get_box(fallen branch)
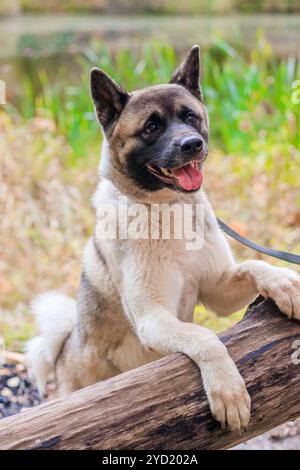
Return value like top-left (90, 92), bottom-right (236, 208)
top-left (0, 298), bottom-right (300, 450)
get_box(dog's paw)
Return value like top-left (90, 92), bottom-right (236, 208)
top-left (202, 358), bottom-right (251, 432)
top-left (255, 267), bottom-right (300, 321)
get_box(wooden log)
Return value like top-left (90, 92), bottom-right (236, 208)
top-left (0, 298), bottom-right (300, 450)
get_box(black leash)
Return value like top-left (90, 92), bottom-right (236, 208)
top-left (217, 218), bottom-right (300, 266)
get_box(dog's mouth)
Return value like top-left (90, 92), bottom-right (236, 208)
top-left (146, 160), bottom-right (203, 191)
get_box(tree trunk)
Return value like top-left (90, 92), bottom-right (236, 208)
top-left (0, 298), bottom-right (300, 450)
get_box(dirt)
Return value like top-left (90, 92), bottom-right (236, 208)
top-left (233, 420), bottom-right (300, 450)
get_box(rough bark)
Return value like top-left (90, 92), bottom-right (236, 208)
top-left (0, 298), bottom-right (300, 450)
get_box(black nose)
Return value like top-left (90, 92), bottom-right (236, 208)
top-left (180, 136), bottom-right (204, 155)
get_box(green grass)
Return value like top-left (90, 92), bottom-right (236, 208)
top-left (13, 36), bottom-right (300, 164)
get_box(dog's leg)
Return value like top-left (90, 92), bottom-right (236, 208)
top-left (54, 266), bottom-right (127, 396)
top-left (202, 260), bottom-right (300, 319)
top-left (121, 257), bottom-right (251, 432)
top-left (198, 224), bottom-right (300, 318)
top-left (55, 328), bottom-right (119, 396)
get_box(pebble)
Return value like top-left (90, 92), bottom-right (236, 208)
top-left (1, 387), bottom-right (12, 397)
top-left (0, 363), bottom-right (42, 419)
top-left (7, 376), bottom-right (20, 388)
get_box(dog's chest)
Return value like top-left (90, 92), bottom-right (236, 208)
top-left (149, 238), bottom-right (202, 320)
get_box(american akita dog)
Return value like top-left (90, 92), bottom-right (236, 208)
top-left (27, 45), bottom-right (300, 432)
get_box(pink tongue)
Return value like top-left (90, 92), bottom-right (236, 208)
top-left (173, 164), bottom-right (203, 191)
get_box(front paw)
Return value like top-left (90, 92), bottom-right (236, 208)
top-left (256, 267), bottom-right (300, 321)
top-left (202, 358), bottom-right (251, 432)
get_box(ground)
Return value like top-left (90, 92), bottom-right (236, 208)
top-left (234, 421), bottom-right (300, 450)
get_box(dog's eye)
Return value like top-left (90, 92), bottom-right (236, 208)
top-left (185, 112), bottom-right (197, 124)
top-left (144, 121), bottom-right (158, 135)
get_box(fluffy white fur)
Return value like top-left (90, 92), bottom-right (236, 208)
top-left (25, 292), bottom-right (76, 395)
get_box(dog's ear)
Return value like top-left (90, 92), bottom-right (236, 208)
top-left (90, 68), bottom-right (129, 129)
top-left (169, 45), bottom-right (203, 101)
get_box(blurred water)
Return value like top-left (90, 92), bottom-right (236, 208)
top-left (0, 13), bottom-right (299, 59)
top-left (0, 13), bottom-right (299, 105)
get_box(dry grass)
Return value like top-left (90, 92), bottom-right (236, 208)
top-left (1, 110), bottom-right (300, 350)
top-left (0, 112), bottom-right (97, 349)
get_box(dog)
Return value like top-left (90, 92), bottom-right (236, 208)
top-left (26, 45), bottom-right (300, 432)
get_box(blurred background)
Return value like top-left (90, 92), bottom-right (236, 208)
top-left (0, 0), bottom-right (300, 448)
top-left (0, 1), bottom-right (299, 365)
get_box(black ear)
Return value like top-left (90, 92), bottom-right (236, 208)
top-left (90, 68), bottom-right (129, 129)
top-left (169, 45), bottom-right (203, 101)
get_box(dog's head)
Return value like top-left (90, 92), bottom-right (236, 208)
top-left (90, 45), bottom-right (209, 195)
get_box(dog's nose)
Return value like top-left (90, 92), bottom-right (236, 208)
top-left (180, 136), bottom-right (204, 155)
